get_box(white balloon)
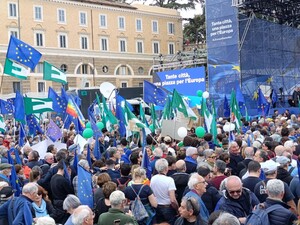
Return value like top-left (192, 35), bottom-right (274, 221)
top-left (202, 91), bottom-right (209, 99)
top-left (223, 124), bottom-right (230, 132)
top-left (229, 123), bottom-right (236, 131)
top-left (177, 127), bottom-right (188, 138)
top-left (223, 122), bottom-right (236, 132)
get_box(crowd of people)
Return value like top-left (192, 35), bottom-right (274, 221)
top-left (1, 111), bottom-right (300, 225)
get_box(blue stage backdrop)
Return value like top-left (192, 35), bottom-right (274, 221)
top-left (206, 0), bottom-right (240, 116)
top-left (154, 67), bottom-right (205, 96)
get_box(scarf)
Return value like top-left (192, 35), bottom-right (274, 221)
top-left (32, 199), bottom-right (49, 217)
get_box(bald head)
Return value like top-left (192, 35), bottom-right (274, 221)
top-left (274, 145), bottom-right (286, 156)
top-left (175, 160), bottom-right (186, 172)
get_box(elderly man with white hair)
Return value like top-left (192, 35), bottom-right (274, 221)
top-left (184, 146), bottom-right (198, 174)
top-left (150, 158), bottom-right (178, 225)
top-left (72, 205), bottom-right (94, 225)
top-left (261, 179), bottom-right (297, 225)
top-left (97, 190), bottom-right (138, 225)
top-left (150, 146), bottom-right (163, 173)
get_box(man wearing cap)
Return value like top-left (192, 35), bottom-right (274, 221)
top-left (0, 163), bottom-right (12, 184)
top-left (184, 147), bottom-right (198, 174)
top-left (0, 182), bottom-right (14, 206)
top-left (276, 156), bottom-right (293, 185)
top-left (254, 160), bottom-right (297, 215)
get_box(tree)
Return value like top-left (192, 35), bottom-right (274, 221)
top-left (127, 0), bottom-right (204, 10)
top-left (183, 13), bottom-right (206, 45)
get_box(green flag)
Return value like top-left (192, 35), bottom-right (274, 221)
top-left (230, 90), bottom-right (242, 131)
top-left (24, 97), bottom-right (54, 115)
top-left (171, 89), bottom-right (188, 117)
top-left (4, 58), bottom-right (30, 80)
top-left (43, 61), bottom-right (67, 84)
top-left (124, 103), bottom-right (146, 129)
top-left (101, 95), bottom-right (118, 130)
top-left (162, 97), bottom-right (172, 120)
top-left (0, 116), bottom-right (5, 133)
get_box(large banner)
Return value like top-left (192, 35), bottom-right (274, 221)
top-left (154, 67), bottom-right (205, 96)
top-left (206, 0), bottom-right (240, 116)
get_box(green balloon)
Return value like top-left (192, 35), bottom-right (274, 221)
top-left (178, 141), bottom-right (184, 147)
top-left (83, 128), bottom-right (94, 139)
top-left (149, 124), bottom-right (155, 132)
top-left (96, 122), bottom-right (104, 130)
top-left (195, 126), bottom-right (205, 138)
top-left (85, 122), bottom-right (91, 128)
top-left (197, 90), bottom-right (203, 97)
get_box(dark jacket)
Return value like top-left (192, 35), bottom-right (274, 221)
top-left (171, 172), bottom-right (190, 204)
top-left (277, 167), bottom-right (293, 185)
top-left (201, 184), bottom-right (222, 214)
top-left (237, 159), bottom-right (252, 177)
top-left (216, 188), bottom-right (259, 219)
top-left (174, 216), bottom-right (207, 225)
top-left (264, 198), bottom-right (297, 225)
top-left (228, 154), bottom-right (244, 176)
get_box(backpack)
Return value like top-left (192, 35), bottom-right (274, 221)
top-left (130, 185), bottom-right (149, 221)
top-left (116, 178), bottom-right (130, 191)
top-left (245, 203), bottom-right (283, 225)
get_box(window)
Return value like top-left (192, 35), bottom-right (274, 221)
top-left (35, 32), bottom-right (44, 47)
top-left (12, 82), bottom-right (20, 93)
top-left (34, 6), bottom-right (42, 21)
top-left (79, 12), bottom-right (87, 26)
top-left (9, 29), bottom-right (19, 38)
top-left (152, 20), bottom-right (158, 33)
top-left (168, 22), bottom-right (175, 34)
top-left (38, 82), bottom-right (45, 92)
top-left (119, 39), bottom-right (126, 52)
top-left (116, 65), bottom-right (131, 75)
top-left (36, 63), bottom-right (43, 73)
top-left (80, 36), bottom-right (88, 49)
top-left (153, 41), bottom-right (160, 54)
top-left (99, 14), bottom-right (107, 28)
top-left (121, 82), bottom-right (127, 88)
top-left (57, 9), bottom-right (66, 23)
top-left (118, 17), bottom-right (125, 30)
top-left (136, 41), bottom-right (143, 54)
top-left (60, 64), bottom-right (68, 72)
top-left (58, 34), bottom-right (67, 48)
top-left (168, 42), bottom-right (175, 55)
top-left (76, 64), bottom-right (93, 74)
top-left (8, 3), bottom-right (17, 18)
top-left (138, 67), bottom-right (144, 75)
top-left (136, 19), bottom-right (142, 32)
top-left (100, 37), bottom-right (108, 51)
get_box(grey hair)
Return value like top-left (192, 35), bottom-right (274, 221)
top-left (228, 141), bottom-right (238, 149)
top-left (155, 158), bottom-right (168, 173)
top-left (267, 179), bottom-right (284, 198)
top-left (36, 217), bottom-right (56, 225)
top-left (44, 152), bottom-right (53, 160)
top-left (72, 205), bottom-right (91, 225)
top-left (108, 147), bottom-right (118, 157)
top-left (212, 212), bottom-right (240, 225)
top-left (219, 178), bottom-right (228, 192)
top-left (110, 190), bottom-right (126, 207)
top-left (153, 147), bottom-right (163, 157)
top-left (78, 159), bottom-right (89, 169)
top-left (22, 182), bottom-right (38, 194)
top-left (187, 173), bottom-right (201, 189)
top-left (63, 194), bottom-right (81, 211)
top-left (159, 143), bottom-right (167, 152)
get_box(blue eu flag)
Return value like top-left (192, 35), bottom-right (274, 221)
top-left (48, 87), bottom-right (65, 114)
top-left (78, 165), bottom-right (94, 208)
top-left (6, 35), bottom-right (42, 71)
top-left (14, 91), bottom-right (25, 124)
top-left (0, 99), bottom-right (14, 114)
top-left (141, 128), bottom-right (152, 179)
top-left (143, 80), bottom-right (167, 106)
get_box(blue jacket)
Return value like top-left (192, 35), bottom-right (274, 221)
top-left (0, 195), bottom-right (35, 225)
top-left (185, 190), bottom-right (209, 223)
top-left (215, 188), bottom-right (259, 219)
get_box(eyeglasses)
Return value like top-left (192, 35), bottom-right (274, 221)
top-left (209, 156), bottom-right (216, 159)
top-left (38, 192), bottom-right (43, 196)
top-left (228, 189), bottom-right (242, 195)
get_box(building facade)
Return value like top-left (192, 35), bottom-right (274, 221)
top-left (0, 0), bottom-right (183, 95)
